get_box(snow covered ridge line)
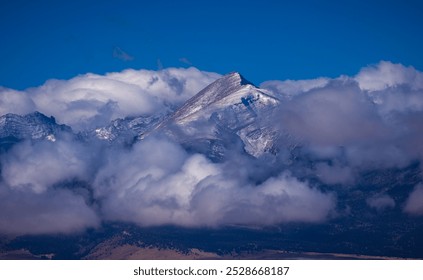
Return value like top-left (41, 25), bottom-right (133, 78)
top-left (0, 71), bottom-right (282, 156)
top-left (0, 112), bottom-right (71, 142)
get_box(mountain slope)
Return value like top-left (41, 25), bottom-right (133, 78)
top-left (146, 72), bottom-right (281, 159)
top-left (0, 112), bottom-right (72, 150)
top-left (169, 72), bottom-right (278, 124)
top-left (84, 112), bottom-right (169, 146)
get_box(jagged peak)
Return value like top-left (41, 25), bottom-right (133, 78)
top-left (175, 72), bottom-right (255, 111)
top-left (167, 72), bottom-right (255, 123)
top-left (1, 111), bottom-right (57, 124)
top-left (225, 72), bottom-right (255, 87)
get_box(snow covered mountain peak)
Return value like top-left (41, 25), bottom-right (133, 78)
top-left (225, 71), bottom-right (254, 86)
top-left (169, 72), bottom-right (278, 124)
top-left (138, 72), bottom-right (283, 159)
top-left (0, 112), bottom-right (72, 149)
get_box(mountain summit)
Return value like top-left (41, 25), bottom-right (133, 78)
top-left (143, 72), bottom-right (281, 159)
top-left (170, 72), bottom-right (278, 124)
top-left (0, 112), bottom-right (71, 150)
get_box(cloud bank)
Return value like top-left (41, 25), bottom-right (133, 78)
top-left (94, 138), bottom-right (334, 227)
top-left (0, 67), bottom-right (220, 130)
top-left (1, 61), bottom-right (423, 235)
top-left (262, 61), bottom-right (423, 171)
top-left (0, 135), bottom-right (334, 235)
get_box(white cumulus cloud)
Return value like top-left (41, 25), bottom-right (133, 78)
top-left (1, 67), bottom-right (220, 130)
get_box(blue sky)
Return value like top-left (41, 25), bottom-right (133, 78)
top-left (1, 0), bottom-right (422, 89)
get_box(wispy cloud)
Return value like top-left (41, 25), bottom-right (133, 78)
top-left (179, 57), bottom-right (192, 65)
top-left (112, 46), bottom-right (134, 61)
